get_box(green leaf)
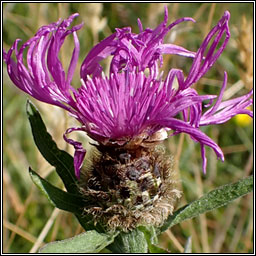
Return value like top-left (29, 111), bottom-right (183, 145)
top-left (148, 244), bottom-right (170, 253)
top-left (29, 167), bottom-right (102, 231)
top-left (29, 167), bottom-right (86, 215)
top-left (108, 228), bottom-right (148, 253)
top-left (26, 101), bottom-right (105, 232)
top-left (138, 225), bottom-right (158, 245)
top-left (159, 175), bottom-right (253, 233)
top-left (138, 226), bottom-right (170, 253)
top-left (26, 100), bottom-right (78, 194)
top-left (39, 230), bottom-right (118, 253)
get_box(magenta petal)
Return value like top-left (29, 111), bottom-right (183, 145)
top-left (200, 143), bottom-right (207, 174)
top-left (63, 127), bottom-right (87, 179)
top-left (66, 31), bottom-right (80, 87)
top-left (155, 118), bottom-right (225, 173)
top-left (80, 7), bottom-right (195, 79)
top-left (184, 11), bottom-right (230, 89)
top-left (47, 14), bottom-right (83, 97)
top-left (5, 9), bottom-right (253, 179)
top-left (200, 73), bottom-right (253, 126)
top-left (80, 33), bottom-right (117, 81)
top-left (159, 44), bottom-right (198, 58)
top-left (4, 14), bottom-right (83, 111)
top-left (73, 148), bottom-right (86, 179)
top-left (204, 72), bottom-right (228, 117)
top-left (137, 18), bottom-right (143, 33)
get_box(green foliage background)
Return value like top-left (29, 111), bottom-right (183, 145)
top-left (3, 3), bottom-right (253, 253)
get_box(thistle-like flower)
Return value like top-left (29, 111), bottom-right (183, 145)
top-left (4, 8), bottom-right (253, 230)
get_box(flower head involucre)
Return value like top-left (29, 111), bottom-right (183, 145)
top-left (4, 8), bottom-right (253, 179)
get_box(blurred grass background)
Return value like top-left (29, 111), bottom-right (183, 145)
top-left (3, 3), bottom-right (253, 253)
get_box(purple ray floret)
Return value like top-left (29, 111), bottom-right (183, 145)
top-left (4, 13), bottom-right (83, 111)
top-left (4, 8), bottom-right (253, 178)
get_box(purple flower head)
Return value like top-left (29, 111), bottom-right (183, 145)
top-left (4, 8), bottom-right (253, 178)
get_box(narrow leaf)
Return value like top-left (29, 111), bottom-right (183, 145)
top-left (138, 226), bottom-right (170, 253)
top-left (28, 168), bottom-right (103, 231)
top-left (159, 175), bottom-right (253, 233)
top-left (108, 228), bottom-right (148, 253)
top-left (26, 101), bottom-right (105, 232)
top-left (148, 244), bottom-right (170, 253)
top-left (138, 225), bottom-right (158, 245)
top-left (29, 168), bottom-right (86, 215)
top-left (26, 100), bottom-right (78, 194)
top-left (39, 230), bottom-right (118, 253)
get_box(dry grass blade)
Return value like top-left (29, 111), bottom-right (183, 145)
top-left (242, 196), bottom-right (253, 252)
top-left (193, 164), bottom-right (210, 253)
top-left (223, 80), bottom-right (244, 100)
top-left (3, 169), bottom-right (24, 214)
top-left (3, 219), bottom-right (38, 244)
top-left (165, 229), bottom-right (184, 253)
top-left (203, 3), bottom-right (216, 37)
top-left (211, 200), bottom-right (240, 253)
top-left (236, 16), bottom-right (253, 90)
top-left (29, 208), bottom-right (61, 253)
top-left (4, 186), bottom-right (35, 251)
top-left (229, 194), bottom-right (252, 251)
top-left (49, 211), bottom-right (62, 242)
top-left (222, 144), bottom-right (248, 154)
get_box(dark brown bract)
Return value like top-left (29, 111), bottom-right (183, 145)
top-left (79, 144), bottom-right (181, 231)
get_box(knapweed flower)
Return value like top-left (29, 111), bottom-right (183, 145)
top-left (4, 8), bottom-right (253, 230)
